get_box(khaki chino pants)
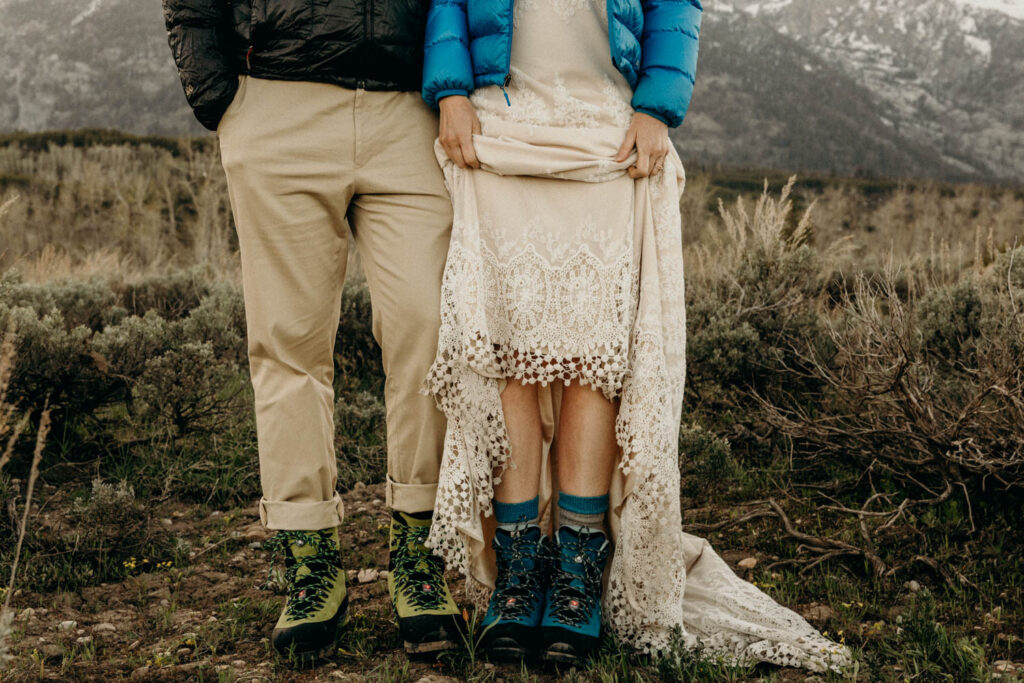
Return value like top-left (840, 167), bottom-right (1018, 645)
top-left (218, 76), bottom-right (451, 530)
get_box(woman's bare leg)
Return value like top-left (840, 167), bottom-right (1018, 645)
top-left (493, 380), bottom-right (543, 503)
top-left (556, 381), bottom-right (618, 497)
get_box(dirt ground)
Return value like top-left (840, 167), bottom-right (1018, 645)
top-left (4, 483), bottom-right (583, 681)
top-left (0, 481), bottom-right (923, 682)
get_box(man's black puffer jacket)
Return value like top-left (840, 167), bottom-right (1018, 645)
top-left (162, 0), bottom-right (430, 131)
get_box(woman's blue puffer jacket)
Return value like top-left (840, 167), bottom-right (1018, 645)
top-left (421, 0), bottom-right (702, 128)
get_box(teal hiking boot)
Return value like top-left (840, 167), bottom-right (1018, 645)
top-left (539, 526), bottom-right (611, 666)
top-left (479, 523), bottom-right (548, 661)
top-left (388, 510), bottom-right (463, 655)
top-left (267, 527), bottom-right (349, 665)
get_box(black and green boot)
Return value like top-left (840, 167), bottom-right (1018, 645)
top-left (267, 527), bottom-right (349, 665)
top-left (388, 510), bottom-right (463, 654)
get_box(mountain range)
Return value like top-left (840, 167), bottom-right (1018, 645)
top-left (1, 0), bottom-right (1022, 182)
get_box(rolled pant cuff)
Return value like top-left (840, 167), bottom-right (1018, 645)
top-left (386, 475), bottom-right (438, 514)
top-left (259, 494), bottom-right (345, 530)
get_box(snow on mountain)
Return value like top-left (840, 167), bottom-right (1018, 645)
top-left (952, 0), bottom-right (1024, 20)
top-left (709, 0), bottom-right (1024, 181)
top-left (0, 0), bottom-right (1021, 181)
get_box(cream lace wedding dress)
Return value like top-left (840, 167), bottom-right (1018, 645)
top-left (425, 0), bottom-right (851, 672)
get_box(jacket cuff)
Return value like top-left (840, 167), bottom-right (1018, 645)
top-left (436, 89), bottom-right (470, 103)
top-left (633, 107), bottom-right (673, 127)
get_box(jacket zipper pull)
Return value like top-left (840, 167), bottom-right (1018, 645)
top-left (246, 45), bottom-right (254, 72)
top-left (501, 73), bottom-right (511, 106)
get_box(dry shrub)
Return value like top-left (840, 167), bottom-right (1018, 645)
top-left (761, 257), bottom-right (1024, 513)
top-left (0, 141), bottom-right (234, 274)
top-left (681, 177), bottom-right (1024, 579)
top-left (0, 269), bottom-right (247, 437)
top-left (684, 178), bottom-right (833, 436)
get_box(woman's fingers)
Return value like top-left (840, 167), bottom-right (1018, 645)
top-left (616, 128), bottom-right (637, 162)
top-left (445, 139), bottom-right (467, 168)
top-left (624, 111), bottom-right (670, 178)
top-left (462, 137), bottom-right (480, 169)
top-left (438, 95), bottom-right (479, 169)
top-left (652, 148), bottom-right (668, 175)
top-left (630, 150), bottom-right (651, 178)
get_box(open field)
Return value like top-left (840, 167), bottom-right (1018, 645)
top-left (1, 131), bottom-right (1023, 681)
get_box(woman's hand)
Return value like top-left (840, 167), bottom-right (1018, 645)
top-left (439, 95), bottom-right (482, 169)
top-left (615, 112), bottom-right (671, 178)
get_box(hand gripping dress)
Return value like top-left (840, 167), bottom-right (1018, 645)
top-left (425, 0), bottom-right (851, 672)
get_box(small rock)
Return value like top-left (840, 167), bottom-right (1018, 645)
top-left (131, 666), bottom-right (151, 680)
top-left (371, 499), bottom-right (384, 507)
top-left (17, 608), bottom-right (35, 621)
top-left (802, 604), bottom-right (834, 622)
top-left (346, 570), bottom-right (358, 582)
top-left (159, 599), bottom-right (171, 607)
top-left (93, 623), bottom-right (117, 633)
top-left (128, 639), bottom-right (141, 650)
top-left (357, 568), bottom-right (379, 584)
top-left (994, 661), bottom-right (1020, 673)
top-left (355, 506), bottom-right (368, 513)
top-left (248, 542), bottom-right (263, 550)
top-left (75, 635), bottom-right (93, 646)
top-left (177, 647), bottom-right (192, 657)
top-left (232, 660), bottom-right (246, 668)
top-left (907, 580), bottom-right (921, 592)
top-left (353, 481), bottom-right (367, 490)
top-left (161, 518), bottom-right (174, 527)
top-left (76, 628), bottom-right (86, 635)
top-left (210, 511), bottom-right (223, 519)
top-left (36, 608), bottom-right (49, 616)
top-left (737, 557), bottom-right (757, 570)
top-left (58, 620), bottom-right (77, 631)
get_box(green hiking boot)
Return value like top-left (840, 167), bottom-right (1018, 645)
top-left (267, 527), bottom-right (349, 665)
top-left (388, 510), bottom-right (462, 654)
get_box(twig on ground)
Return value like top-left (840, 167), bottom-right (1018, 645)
top-left (766, 499), bottom-right (889, 577)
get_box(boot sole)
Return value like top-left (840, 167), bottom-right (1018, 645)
top-left (279, 605), bottom-right (351, 667)
top-left (541, 646), bottom-right (581, 667)
top-left (482, 636), bottom-right (531, 662)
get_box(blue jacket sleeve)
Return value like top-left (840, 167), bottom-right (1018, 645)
top-left (422, 0), bottom-right (475, 109)
top-left (631, 0), bottom-right (702, 128)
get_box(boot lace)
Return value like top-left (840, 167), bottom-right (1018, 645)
top-left (266, 530), bottom-right (342, 621)
top-left (548, 533), bottom-right (608, 627)
top-left (392, 522), bottom-right (448, 611)
top-left (491, 527), bottom-right (545, 620)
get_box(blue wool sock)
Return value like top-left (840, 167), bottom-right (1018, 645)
top-left (558, 491), bottom-right (608, 531)
top-left (493, 496), bottom-right (539, 526)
